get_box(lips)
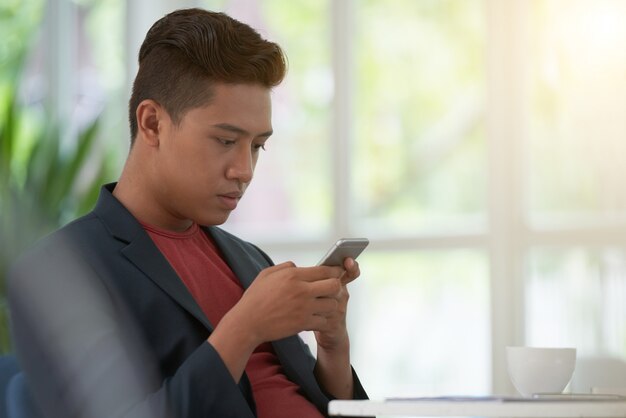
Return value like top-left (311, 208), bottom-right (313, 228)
top-left (221, 191), bottom-right (243, 199)
top-left (218, 191), bottom-right (242, 210)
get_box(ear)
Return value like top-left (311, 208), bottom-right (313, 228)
top-left (135, 99), bottom-right (166, 147)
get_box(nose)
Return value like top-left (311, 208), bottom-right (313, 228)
top-left (226, 144), bottom-right (254, 184)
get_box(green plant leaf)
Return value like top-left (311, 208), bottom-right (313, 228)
top-left (0, 87), bottom-right (17, 184)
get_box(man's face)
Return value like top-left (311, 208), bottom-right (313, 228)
top-left (153, 83), bottom-right (272, 228)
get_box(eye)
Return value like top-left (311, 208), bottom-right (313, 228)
top-left (216, 137), bottom-right (236, 147)
top-left (253, 143), bottom-right (267, 152)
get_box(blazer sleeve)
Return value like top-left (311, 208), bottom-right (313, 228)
top-left (8, 237), bottom-right (256, 418)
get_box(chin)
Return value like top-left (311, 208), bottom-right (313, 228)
top-left (198, 212), bottom-right (230, 227)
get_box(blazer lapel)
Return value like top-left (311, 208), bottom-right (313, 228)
top-left (121, 234), bottom-right (214, 331)
top-left (206, 227), bottom-right (266, 289)
top-left (94, 184), bottom-right (213, 332)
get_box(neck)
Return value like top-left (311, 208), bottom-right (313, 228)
top-left (113, 155), bottom-right (193, 232)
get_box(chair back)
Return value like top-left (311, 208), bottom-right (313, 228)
top-left (0, 356), bottom-right (20, 418)
top-left (6, 373), bottom-right (43, 418)
top-left (0, 356), bottom-right (43, 418)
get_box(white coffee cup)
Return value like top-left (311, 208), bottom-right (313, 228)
top-left (506, 346), bottom-right (576, 397)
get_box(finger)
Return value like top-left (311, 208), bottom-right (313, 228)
top-left (304, 315), bottom-right (328, 332)
top-left (341, 258), bottom-right (360, 285)
top-left (273, 261), bottom-right (297, 270)
top-left (259, 261), bottom-right (296, 276)
top-left (308, 277), bottom-right (342, 298)
top-left (310, 297), bottom-right (339, 317)
top-left (296, 265), bottom-right (344, 282)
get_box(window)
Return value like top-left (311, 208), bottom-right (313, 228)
top-left (214, 0), bottom-right (626, 396)
top-left (10, 0), bottom-right (625, 397)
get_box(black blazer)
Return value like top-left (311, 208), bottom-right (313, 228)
top-left (8, 184), bottom-right (368, 418)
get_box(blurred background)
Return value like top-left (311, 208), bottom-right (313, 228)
top-left (1, 0), bottom-right (625, 398)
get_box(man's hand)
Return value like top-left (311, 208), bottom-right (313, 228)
top-left (313, 257), bottom-right (360, 350)
top-left (237, 262), bottom-right (346, 342)
top-left (208, 261), bottom-right (345, 382)
top-left (314, 257), bottom-right (361, 399)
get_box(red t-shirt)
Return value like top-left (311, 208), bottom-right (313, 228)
top-left (143, 222), bottom-right (323, 418)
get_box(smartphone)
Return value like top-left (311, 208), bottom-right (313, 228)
top-left (316, 238), bottom-right (369, 267)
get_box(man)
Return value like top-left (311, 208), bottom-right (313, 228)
top-left (8, 8), bottom-right (368, 418)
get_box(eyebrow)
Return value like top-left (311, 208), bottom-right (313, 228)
top-left (212, 123), bottom-right (273, 138)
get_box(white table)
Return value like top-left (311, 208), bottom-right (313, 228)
top-left (328, 398), bottom-right (626, 417)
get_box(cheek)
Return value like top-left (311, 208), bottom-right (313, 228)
top-left (156, 148), bottom-right (202, 198)
top-left (174, 141), bottom-right (211, 176)
top-left (251, 152), bottom-right (261, 169)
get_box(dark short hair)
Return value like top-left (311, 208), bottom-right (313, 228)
top-left (128, 8), bottom-right (287, 143)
